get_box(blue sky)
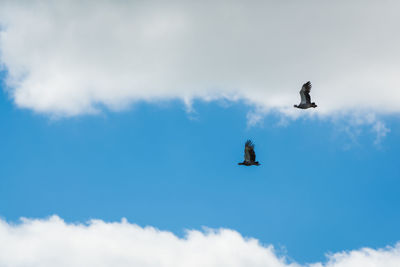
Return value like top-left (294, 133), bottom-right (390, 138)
top-left (1, 74), bottom-right (399, 263)
top-left (1, 2), bottom-right (400, 266)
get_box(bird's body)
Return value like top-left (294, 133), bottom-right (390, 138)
top-left (294, 81), bottom-right (317, 109)
top-left (238, 140), bottom-right (260, 166)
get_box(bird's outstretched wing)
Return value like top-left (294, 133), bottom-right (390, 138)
top-left (244, 140), bottom-right (256, 162)
top-left (300, 81), bottom-right (312, 104)
top-left (249, 147), bottom-right (256, 162)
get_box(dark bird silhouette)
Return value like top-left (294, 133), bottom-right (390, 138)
top-left (294, 81), bottom-right (317, 109)
top-left (238, 140), bottom-right (260, 166)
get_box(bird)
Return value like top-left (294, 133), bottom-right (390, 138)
top-left (294, 81), bottom-right (317, 109)
top-left (238, 140), bottom-right (260, 166)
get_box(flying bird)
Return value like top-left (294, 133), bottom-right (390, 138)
top-left (238, 140), bottom-right (260, 166)
top-left (294, 81), bottom-right (317, 109)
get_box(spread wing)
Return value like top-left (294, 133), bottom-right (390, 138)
top-left (244, 140), bottom-right (256, 162)
top-left (299, 81), bottom-right (312, 104)
top-left (249, 147), bottom-right (256, 162)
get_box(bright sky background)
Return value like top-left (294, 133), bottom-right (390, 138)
top-left (1, 1), bottom-right (400, 267)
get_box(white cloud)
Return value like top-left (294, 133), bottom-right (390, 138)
top-left (330, 112), bottom-right (391, 146)
top-left (0, 0), bottom-right (400, 122)
top-left (0, 215), bottom-right (399, 267)
top-left (0, 1), bottom-right (399, 119)
top-left (372, 121), bottom-right (390, 145)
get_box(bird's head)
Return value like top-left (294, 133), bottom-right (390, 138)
top-left (293, 105), bottom-right (298, 108)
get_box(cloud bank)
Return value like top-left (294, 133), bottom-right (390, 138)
top-left (1, 1), bottom-right (400, 117)
top-left (0, 216), bottom-right (399, 267)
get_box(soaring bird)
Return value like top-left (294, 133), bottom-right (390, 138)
top-left (294, 81), bottom-right (317, 109)
top-left (238, 140), bottom-right (260, 166)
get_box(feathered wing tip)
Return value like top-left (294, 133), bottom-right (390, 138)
top-left (245, 139), bottom-right (254, 148)
top-left (303, 81), bottom-right (312, 91)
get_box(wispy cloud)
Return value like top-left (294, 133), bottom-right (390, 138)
top-left (330, 113), bottom-right (391, 146)
top-left (0, 216), bottom-right (399, 267)
top-left (372, 121), bottom-right (390, 145)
